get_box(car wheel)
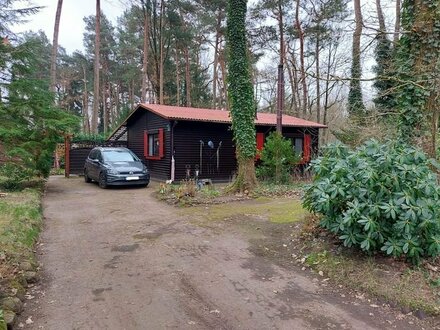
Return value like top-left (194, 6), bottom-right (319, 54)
top-left (98, 172), bottom-right (108, 189)
top-left (84, 170), bottom-right (92, 183)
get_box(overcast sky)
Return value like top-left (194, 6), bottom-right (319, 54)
top-left (13, 0), bottom-right (126, 54)
top-left (14, 0), bottom-right (395, 56)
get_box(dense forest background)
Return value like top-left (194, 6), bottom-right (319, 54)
top-left (1, 0), bottom-right (439, 160)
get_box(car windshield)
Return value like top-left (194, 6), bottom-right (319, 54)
top-left (102, 150), bottom-right (139, 162)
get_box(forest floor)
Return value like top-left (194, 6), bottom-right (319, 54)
top-left (17, 176), bottom-right (439, 329)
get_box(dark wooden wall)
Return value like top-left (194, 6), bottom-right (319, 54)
top-left (173, 121), bottom-right (236, 181)
top-left (69, 148), bottom-right (92, 175)
top-left (127, 110), bottom-right (146, 158)
top-left (127, 109), bottom-right (171, 180)
top-left (126, 107), bottom-right (321, 182)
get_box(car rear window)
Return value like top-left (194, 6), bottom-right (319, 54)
top-left (102, 150), bottom-right (139, 162)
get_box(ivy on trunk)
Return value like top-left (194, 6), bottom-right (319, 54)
top-left (226, 0), bottom-right (257, 192)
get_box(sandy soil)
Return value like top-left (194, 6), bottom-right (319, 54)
top-left (18, 176), bottom-right (438, 329)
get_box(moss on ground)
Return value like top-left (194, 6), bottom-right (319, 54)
top-left (181, 195), bottom-right (440, 317)
top-left (182, 198), bottom-right (307, 224)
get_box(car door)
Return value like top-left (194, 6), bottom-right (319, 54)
top-left (88, 149), bottom-right (100, 180)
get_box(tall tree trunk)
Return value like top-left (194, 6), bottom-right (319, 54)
top-left (92, 0), bottom-right (101, 133)
top-left (285, 54), bottom-right (297, 115)
top-left (82, 65), bottom-right (90, 134)
top-left (50, 0), bottom-right (63, 96)
top-left (175, 46), bottom-right (180, 106)
top-left (141, 8), bottom-right (149, 103)
top-left (394, 0), bottom-right (401, 45)
top-left (219, 50), bottom-right (228, 109)
top-left (295, 0), bottom-right (308, 117)
top-left (376, 0), bottom-right (386, 33)
top-left (213, 13), bottom-right (222, 109)
top-left (288, 53), bottom-right (302, 116)
top-left (315, 33), bottom-right (321, 123)
top-left (323, 45), bottom-right (335, 144)
top-left (276, 0), bottom-right (284, 134)
top-left (348, 0), bottom-right (365, 117)
top-left (128, 81), bottom-right (133, 110)
top-left (184, 47), bottom-right (191, 106)
top-left (159, 0), bottom-right (165, 104)
top-left (102, 74), bottom-right (108, 134)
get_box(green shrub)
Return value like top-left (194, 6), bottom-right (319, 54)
top-left (256, 132), bottom-right (300, 183)
top-left (303, 140), bottom-right (440, 264)
top-left (0, 309), bottom-right (6, 330)
top-left (0, 163), bottom-right (36, 191)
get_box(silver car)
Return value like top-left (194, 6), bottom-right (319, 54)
top-left (84, 147), bottom-right (150, 188)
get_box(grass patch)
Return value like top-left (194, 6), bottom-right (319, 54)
top-left (0, 188), bottom-right (42, 290)
top-left (252, 182), bottom-right (305, 198)
top-left (183, 198), bottom-right (308, 224)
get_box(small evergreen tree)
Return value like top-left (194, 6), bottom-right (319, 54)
top-left (257, 132), bottom-right (299, 183)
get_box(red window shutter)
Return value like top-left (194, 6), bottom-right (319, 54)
top-left (256, 132), bottom-right (264, 159)
top-left (144, 130), bottom-right (148, 157)
top-left (158, 128), bottom-right (164, 158)
top-left (303, 134), bottom-right (311, 162)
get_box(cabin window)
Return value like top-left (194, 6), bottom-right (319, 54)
top-left (148, 133), bottom-right (159, 157)
top-left (293, 138), bottom-right (303, 156)
top-left (290, 134), bottom-right (311, 163)
top-left (144, 128), bottom-right (164, 159)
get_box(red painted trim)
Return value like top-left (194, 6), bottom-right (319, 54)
top-left (302, 134), bottom-right (311, 163)
top-left (256, 132), bottom-right (264, 160)
top-left (143, 130), bottom-right (148, 158)
top-left (144, 129), bottom-right (165, 160)
top-left (158, 128), bottom-right (164, 158)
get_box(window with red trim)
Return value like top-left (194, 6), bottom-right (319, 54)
top-left (290, 134), bottom-right (311, 164)
top-left (144, 128), bottom-right (164, 160)
top-left (303, 134), bottom-right (311, 162)
top-left (256, 132), bottom-right (264, 159)
top-left (292, 137), bottom-right (303, 157)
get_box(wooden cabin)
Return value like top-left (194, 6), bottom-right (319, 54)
top-left (107, 104), bottom-right (327, 182)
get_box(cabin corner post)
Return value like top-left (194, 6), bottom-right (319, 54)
top-left (170, 121), bottom-right (177, 182)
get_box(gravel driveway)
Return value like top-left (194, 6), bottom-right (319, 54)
top-left (18, 176), bottom-right (436, 329)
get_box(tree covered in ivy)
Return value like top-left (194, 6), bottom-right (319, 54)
top-left (347, 0), bottom-right (366, 118)
top-left (395, 0), bottom-right (440, 157)
top-left (372, 27), bottom-right (395, 114)
top-left (226, 0), bottom-right (257, 192)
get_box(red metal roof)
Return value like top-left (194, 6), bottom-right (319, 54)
top-left (139, 103), bottom-right (327, 128)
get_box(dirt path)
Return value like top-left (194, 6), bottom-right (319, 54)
top-left (19, 176), bottom-right (436, 329)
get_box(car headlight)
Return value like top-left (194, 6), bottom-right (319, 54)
top-left (106, 168), bottom-right (118, 175)
top-left (142, 167), bottom-right (148, 174)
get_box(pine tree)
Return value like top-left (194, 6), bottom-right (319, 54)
top-left (0, 35), bottom-right (78, 178)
